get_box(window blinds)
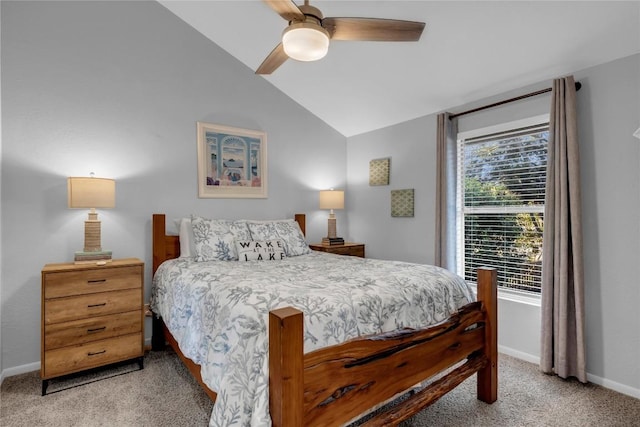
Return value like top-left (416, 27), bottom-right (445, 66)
top-left (457, 123), bottom-right (549, 293)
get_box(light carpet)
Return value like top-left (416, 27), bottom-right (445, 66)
top-left (2, 351), bottom-right (639, 426)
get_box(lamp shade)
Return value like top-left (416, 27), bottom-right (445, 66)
top-left (68, 177), bottom-right (116, 209)
top-left (319, 190), bottom-right (344, 210)
top-left (282, 22), bottom-right (330, 62)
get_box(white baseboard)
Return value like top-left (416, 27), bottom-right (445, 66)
top-left (499, 345), bottom-right (640, 399)
top-left (1, 361), bottom-right (40, 386)
top-left (587, 373), bottom-right (640, 399)
top-left (499, 344), bottom-right (540, 364)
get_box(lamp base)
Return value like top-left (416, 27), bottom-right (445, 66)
top-left (84, 216), bottom-right (102, 252)
top-left (74, 250), bottom-right (113, 265)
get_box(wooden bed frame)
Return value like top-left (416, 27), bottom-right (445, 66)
top-left (151, 213), bottom-right (497, 426)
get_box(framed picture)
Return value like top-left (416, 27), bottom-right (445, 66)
top-left (391, 189), bottom-right (415, 217)
top-left (197, 122), bottom-right (267, 198)
top-left (369, 157), bottom-right (390, 186)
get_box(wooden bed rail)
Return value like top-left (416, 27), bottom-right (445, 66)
top-left (269, 267), bottom-right (498, 427)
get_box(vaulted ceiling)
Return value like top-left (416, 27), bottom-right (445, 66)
top-left (160, 1), bottom-right (640, 137)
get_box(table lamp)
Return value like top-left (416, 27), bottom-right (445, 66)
top-left (319, 189), bottom-right (344, 245)
top-left (68, 175), bottom-right (115, 263)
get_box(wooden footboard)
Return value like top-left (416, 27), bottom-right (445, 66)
top-left (151, 214), bottom-right (497, 426)
top-left (270, 268), bottom-right (497, 426)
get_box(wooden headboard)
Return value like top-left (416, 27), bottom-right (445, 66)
top-left (152, 214), bottom-right (306, 275)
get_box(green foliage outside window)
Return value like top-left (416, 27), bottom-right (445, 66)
top-left (461, 131), bottom-right (547, 293)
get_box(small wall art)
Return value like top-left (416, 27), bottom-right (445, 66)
top-left (369, 157), bottom-right (390, 186)
top-left (391, 189), bottom-right (414, 217)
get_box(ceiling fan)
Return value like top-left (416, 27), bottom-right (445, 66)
top-left (256, 0), bottom-right (425, 74)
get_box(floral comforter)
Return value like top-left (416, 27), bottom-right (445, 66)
top-left (150, 251), bottom-right (474, 427)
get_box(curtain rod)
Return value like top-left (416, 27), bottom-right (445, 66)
top-left (449, 81), bottom-right (582, 120)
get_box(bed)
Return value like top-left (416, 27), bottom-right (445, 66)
top-left (150, 213), bottom-right (497, 426)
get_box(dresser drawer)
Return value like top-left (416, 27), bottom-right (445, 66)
top-left (310, 243), bottom-right (365, 258)
top-left (44, 311), bottom-right (142, 350)
top-left (44, 266), bottom-right (141, 299)
top-left (42, 333), bottom-right (142, 379)
top-left (44, 289), bottom-right (142, 325)
top-left (330, 246), bottom-right (364, 257)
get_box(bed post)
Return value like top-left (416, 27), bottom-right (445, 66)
top-left (151, 214), bottom-right (167, 351)
top-left (269, 307), bottom-right (304, 427)
top-left (294, 213), bottom-right (306, 237)
top-left (152, 214), bottom-right (167, 275)
top-left (476, 267), bottom-right (498, 403)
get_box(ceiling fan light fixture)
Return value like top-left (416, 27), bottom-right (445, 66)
top-left (282, 22), bottom-right (330, 62)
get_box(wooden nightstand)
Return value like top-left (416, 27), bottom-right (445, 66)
top-left (309, 243), bottom-right (365, 258)
top-left (41, 258), bottom-right (144, 395)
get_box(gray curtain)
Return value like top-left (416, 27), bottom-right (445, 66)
top-left (540, 75), bottom-right (587, 383)
top-left (435, 113), bottom-right (458, 271)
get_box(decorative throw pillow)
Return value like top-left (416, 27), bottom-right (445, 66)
top-left (235, 240), bottom-right (286, 261)
top-left (246, 219), bottom-right (311, 257)
top-left (191, 216), bottom-right (252, 262)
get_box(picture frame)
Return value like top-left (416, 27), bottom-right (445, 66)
top-left (369, 157), bottom-right (391, 186)
top-left (196, 122), bottom-right (268, 198)
top-left (391, 189), bottom-right (415, 217)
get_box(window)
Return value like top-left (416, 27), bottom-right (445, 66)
top-left (456, 116), bottom-right (549, 294)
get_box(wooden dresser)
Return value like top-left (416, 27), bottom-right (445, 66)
top-left (41, 258), bottom-right (144, 395)
top-left (309, 243), bottom-right (365, 258)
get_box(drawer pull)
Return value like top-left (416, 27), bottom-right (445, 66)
top-left (87, 350), bottom-right (106, 356)
top-left (87, 303), bottom-right (107, 308)
top-left (87, 279), bottom-right (107, 284)
top-left (87, 326), bottom-right (107, 333)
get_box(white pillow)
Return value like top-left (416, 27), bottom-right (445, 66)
top-left (191, 216), bottom-right (252, 262)
top-left (235, 240), bottom-right (286, 261)
top-left (174, 218), bottom-right (196, 258)
top-left (246, 219), bottom-right (311, 257)
top-left (245, 219), bottom-right (310, 256)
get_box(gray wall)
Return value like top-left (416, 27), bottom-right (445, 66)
top-left (347, 54), bottom-right (640, 395)
top-left (0, 1), bottom-right (346, 372)
top-left (0, 0), bottom-right (3, 380)
top-left (576, 54), bottom-right (640, 394)
top-left (345, 115), bottom-right (435, 263)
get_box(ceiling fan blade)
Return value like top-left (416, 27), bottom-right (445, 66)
top-left (256, 43), bottom-right (289, 75)
top-left (323, 17), bottom-right (425, 41)
top-left (263, 0), bottom-right (305, 22)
